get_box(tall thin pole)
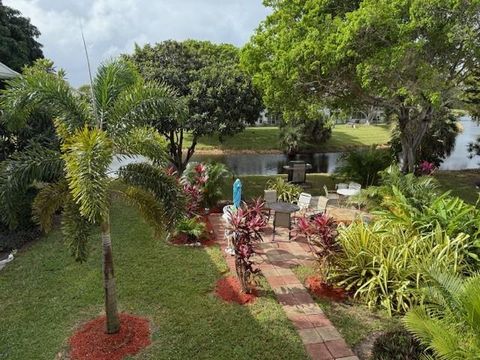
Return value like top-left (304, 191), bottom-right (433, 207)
top-left (80, 22), bottom-right (100, 128)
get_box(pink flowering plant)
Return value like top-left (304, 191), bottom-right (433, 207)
top-left (295, 213), bottom-right (339, 271)
top-left (226, 198), bottom-right (267, 293)
top-left (417, 160), bottom-right (437, 176)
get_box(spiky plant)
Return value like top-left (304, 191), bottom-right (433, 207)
top-left (0, 59), bottom-right (186, 334)
top-left (404, 270), bottom-right (480, 359)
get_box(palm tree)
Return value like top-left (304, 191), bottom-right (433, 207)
top-left (0, 60), bottom-right (186, 333)
top-left (404, 270), bottom-right (480, 359)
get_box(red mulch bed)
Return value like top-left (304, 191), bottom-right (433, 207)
top-left (69, 313), bottom-right (151, 360)
top-left (305, 276), bottom-right (347, 302)
top-left (215, 276), bottom-right (257, 305)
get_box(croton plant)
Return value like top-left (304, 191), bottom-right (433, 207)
top-left (226, 198), bottom-right (267, 294)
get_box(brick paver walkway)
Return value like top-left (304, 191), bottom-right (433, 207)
top-left (209, 214), bottom-right (358, 360)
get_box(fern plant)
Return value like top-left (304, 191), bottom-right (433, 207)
top-left (404, 270), bottom-right (480, 359)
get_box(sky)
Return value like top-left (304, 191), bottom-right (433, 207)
top-left (4, 0), bottom-right (270, 86)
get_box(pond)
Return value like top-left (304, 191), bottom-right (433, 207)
top-left (192, 116), bottom-right (480, 175)
top-left (110, 117), bottom-right (480, 176)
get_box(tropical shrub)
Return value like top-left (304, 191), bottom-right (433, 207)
top-left (182, 161), bottom-right (230, 209)
top-left (334, 147), bottom-right (393, 187)
top-left (279, 122), bottom-right (304, 156)
top-left (416, 160), bottom-right (436, 176)
top-left (174, 217), bottom-right (206, 244)
top-left (329, 221), bottom-right (471, 315)
top-left (404, 271), bottom-right (480, 359)
top-left (371, 327), bottom-right (426, 360)
top-left (266, 177), bottom-right (302, 203)
top-left (295, 213), bottom-right (339, 273)
top-left (226, 198), bottom-right (267, 293)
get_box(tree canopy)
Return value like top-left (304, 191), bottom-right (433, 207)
top-left (242, 0), bottom-right (480, 172)
top-left (0, 0), bottom-right (43, 72)
top-left (127, 40), bottom-right (262, 172)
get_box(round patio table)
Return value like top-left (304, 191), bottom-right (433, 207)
top-left (337, 188), bottom-right (360, 197)
top-left (269, 202), bottom-right (300, 241)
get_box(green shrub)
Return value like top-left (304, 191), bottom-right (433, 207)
top-left (329, 221), bottom-right (470, 315)
top-left (334, 147), bottom-right (393, 187)
top-left (266, 177), bottom-right (302, 203)
top-left (371, 327), bottom-right (426, 360)
top-left (404, 271), bottom-right (480, 359)
top-left (175, 217), bottom-right (206, 243)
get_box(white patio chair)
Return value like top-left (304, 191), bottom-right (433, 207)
top-left (309, 196), bottom-right (329, 216)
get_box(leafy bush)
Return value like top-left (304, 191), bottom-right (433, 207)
top-left (404, 271), bottom-right (480, 359)
top-left (329, 221), bottom-right (471, 315)
top-left (371, 327), bottom-right (426, 360)
top-left (182, 162), bottom-right (231, 208)
top-left (266, 177), bottom-right (302, 203)
top-left (279, 122), bottom-right (304, 156)
top-left (174, 217), bottom-right (206, 243)
top-left (295, 213), bottom-right (339, 273)
top-left (335, 147), bottom-right (393, 187)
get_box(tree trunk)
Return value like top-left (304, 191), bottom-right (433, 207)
top-left (101, 214), bottom-right (120, 334)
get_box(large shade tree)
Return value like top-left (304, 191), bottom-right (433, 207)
top-left (0, 0), bottom-right (43, 73)
top-left (127, 40), bottom-right (263, 173)
top-left (242, 0), bottom-right (480, 172)
top-left (0, 60), bottom-right (185, 333)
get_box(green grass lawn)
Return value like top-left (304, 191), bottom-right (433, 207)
top-left (435, 169), bottom-right (480, 204)
top-left (186, 124), bottom-right (392, 153)
top-left (0, 201), bottom-right (308, 360)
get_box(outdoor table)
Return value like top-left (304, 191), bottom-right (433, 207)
top-left (268, 201), bottom-right (300, 241)
top-left (336, 188), bottom-right (360, 197)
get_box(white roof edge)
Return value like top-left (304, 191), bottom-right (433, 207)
top-left (0, 61), bottom-right (20, 79)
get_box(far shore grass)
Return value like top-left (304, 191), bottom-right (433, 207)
top-left (185, 124), bottom-right (392, 153)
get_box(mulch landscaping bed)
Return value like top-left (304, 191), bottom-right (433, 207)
top-left (215, 276), bottom-right (257, 305)
top-left (305, 276), bottom-right (347, 302)
top-left (69, 313), bottom-right (151, 360)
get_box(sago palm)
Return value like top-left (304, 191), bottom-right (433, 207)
top-left (404, 270), bottom-right (480, 359)
top-left (0, 59), bottom-right (186, 333)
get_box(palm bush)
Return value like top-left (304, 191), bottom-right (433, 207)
top-left (279, 122), bottom-right (304, 156)
top-left (329, 221), bottom-right (471, 315)
top-left (266, 177), bottom-right (302, 203)
top-left (175, 217), bottom-right (206, 243)
top-left (0, 59), bottom-right (186, 333)
top-left (335, 147), bottom-right (393, 187)
top-left (404, 271), bottom-right (480, 359)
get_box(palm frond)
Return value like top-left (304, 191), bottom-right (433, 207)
top-left (62, 127), bottom-right (113, 222)
top-left (114, 126), bottom-right (169, 164)
top-left (32, 180), bottom-right (70, 233)
top-left (118, 162), bottom-right (185, 227)
top-left (0, 69), bottom-right (91, 132)
top-left (117, 186), bottom-right (168, 237)
top-left (61, 199), bottom-right (92, 262)
top-left (107, 81), bottom-right (184, 133)
top-left (92, 59), bottom-right (140, 125)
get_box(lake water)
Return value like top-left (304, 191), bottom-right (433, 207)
top-left (192, 117), bottom-right (480, 175)
top-left (110, 117), bottom-right (480, 176)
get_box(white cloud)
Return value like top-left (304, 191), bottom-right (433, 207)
top-left (3, 0), bottom-right (269, 86)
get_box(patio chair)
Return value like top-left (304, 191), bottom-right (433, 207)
top-left (263, 189), bottom-right (277, 221)
top-left (293, 192), bottom-right (312, 222)
top-left (273, 211), bottom-right (293, 241)
top-left (323, 185), bottom-right (340, 202)
top-left (291, 163), bottom-right (307, 184)
top-left (309, 196), bottom-right (329, 216)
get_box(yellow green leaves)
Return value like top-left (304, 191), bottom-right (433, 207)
top-left (62, 127), bottom-right (113, 223)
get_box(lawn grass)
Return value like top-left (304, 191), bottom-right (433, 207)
top-left (186, 124), bottom-right (392, 153)
top-left (0, 200), bottom-right (308, 360)
top-left (435, 169), bottom-right (480, 204)
top-left (220, 174), bottom-right (335, 201)
top-left (292, 265), bottom-right (398, 350)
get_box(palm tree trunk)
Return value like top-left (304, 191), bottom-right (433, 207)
top-left (101, 213), bottom-right (120, 334)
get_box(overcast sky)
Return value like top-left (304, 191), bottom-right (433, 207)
top-left (4, 0), bottom-right (270, 86)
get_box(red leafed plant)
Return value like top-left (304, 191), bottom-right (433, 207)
top-left (226, 198), bottom-right (267, 294)
top-left (416, 160), bottom-right (437, 176)
top-left (295, 213), bottom-right (339, 271)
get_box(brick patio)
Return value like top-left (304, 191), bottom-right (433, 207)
top-left (208, 213), bottom-right (358, 360)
